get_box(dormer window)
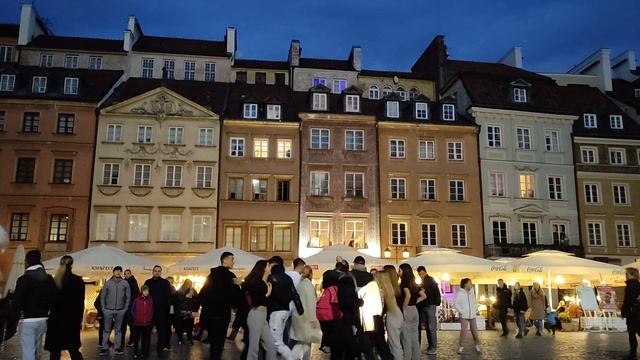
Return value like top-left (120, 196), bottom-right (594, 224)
top-left (243, 103), bottom-right (258, 119)
top-left (0, 74), bottom-right (15, 91)
top-left (333, 79), bottom-right (347, 94)
top-left (409, 88), bottom-right (419, 101)
top-left (63, 77), bottom-right (79, 95)
top-left (382, 86), bottom-right (393, 97)
top-left (312, 78), bottom-right (326, 87)
top-left (583, 114), bottom-right (597, 128)
top-left (267, 104), bottom-right (281, 120)
top-left (345, 95), bottom-right (360, 112)
top-left (442, 104), bottom-right (455, 121)
top-left (513, 88), bottom-right (527, 103)
top-left (415, 102), bottom-right (428, 120)
top-left (312, 93), bottom-right (327, 111)
top-left (387, 101), bottom-right (399, 118)
top-left (610, 115), bottom-right (623, 129)
top-left (368, 86), bottom-right (379, 100)
top-left (32, 76), bottom-right (47, 93)
top-left (64, 54), bottom-right (79, 69)
top-left (397, 87), bottom-right (407, 101)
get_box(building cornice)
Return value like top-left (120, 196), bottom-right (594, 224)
top-left (0, 98), bottom-right (97, 107)
top-left (573, 136), bottom-right (640, 146)
top-left (377, 121), bottom-right (478, 133)
top-left (224, 119), bottom-right (299, 128)
top-left (470, 107), bottom-right (577, 123)
top-left (299, 112), bottom-right (376, 123)
top-left (576, 171), bottom-right (640, 180)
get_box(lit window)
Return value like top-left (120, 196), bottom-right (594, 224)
top-left (10, 213), bottom-right (29, 240)
top-left (309, 219), bottom-right (330, 247)
top-left (312, 93), bottom-right (327, 111)
top-left (160, 215), bottom-right (181, 242)
top-left (274, 226), bottom-right (292, 251)
top-left (519, 174), bottom-right (535, 198)
top-left (192, 216), bottom-right (211, 242)
top-left (253, 138), bottom-right (268, 158)
top-left (390, 178), bottom-right (406, 199)
top-left (95, 213), bottom-right (116, 241)
top-left (583, 114), bottom-right (597, 128)
top-left (387, 101), bottom-right (399, 118)
top-left (225, 226), bottom-right (242, 248)
top-left (368, 85), bottom-right (379, 99)
top-left (345, 95), bottom-right (360, 112)
top-left (513, 88), bottom-right (527, 102)
top-left (267, 104), bottom-right (281, 120)
top-left (252, 179), bottom-right (268, 200)
top-left (415, 102), bottom-right (428, 119)
top-left (345, 220), bottom-right (365, 248)
top-left (610, 115), bottom-right (623, 129)
top-left (277, 139), bottom-right (292, 159)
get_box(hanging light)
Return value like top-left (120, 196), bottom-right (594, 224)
top-left (479, 295), bottom-right (487, 302)
top-left (442, 273), bottom-right (451, 282)
top-left (489, 296), bottom-right (496, 304)
top-left (402, 248), bottom-right (410, 259)
top-left (535, 277), bottom-right (544, 285)
top-left (383, 247), bottom-right (392, 259)
top-left (554, 275), bottom-right (565, 285)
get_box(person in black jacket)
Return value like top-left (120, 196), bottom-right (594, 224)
top-left (495, 279), bottom-right (512, 336)
top-left (267, 257), bottom-right (295, 360)
top-left (198, 252), bottom-right (240, 360)
top-left (511, 282), bottom-right (528, 339)
top-left (45, 255), bottom-right (85, 360)
top-left (121, 269), bottom-right (140, 347)
top-left (144, 265), bottom-right (172, 355)
top-left (351, 256), bottom-right (374, 290)
top-left (417, 266), bottom-right (441, 355)
top-left (623, 267), bottom-right (640, 360)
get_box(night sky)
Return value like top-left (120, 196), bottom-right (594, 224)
top-left (1, 0), bottom-right (638, 72)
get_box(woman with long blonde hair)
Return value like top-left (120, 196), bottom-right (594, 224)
top-left (376, 270), bottom-right (404, 360)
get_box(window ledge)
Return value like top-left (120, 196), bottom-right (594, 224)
top-left (544, 150), bottom-right (564, 154)
top-left (132, 142), bottom-right (155, 146)
top-left (52, 132), bottom-right (75, 136)
top-left (516, 148), bottom-right (535, 152)
top-left (11, 181), bottom-right (36, 185)
top-left (49, 182), bottom-right (74, 185)
top-left (195, 144), bottom-right (216, 148)
top-left (165, 143), bottom-right (186, 147)
top-left (419, 199), bottom-right (438, 202)
top-left (18, 131), bottom-right (42, 135)
top-left (102, 141), bottom-right (125, 145)
top-left (343, 196), bottom-right (367, 201)
top-left (448, 200), bottom-right (469, 203)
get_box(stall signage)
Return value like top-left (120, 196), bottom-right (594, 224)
top-left (90, 265), bottom-right (117, 271)
top-left (490, 265), bottom-right (507, 272)
top-left (183, 266), bottom-right (200, 271)
top-left (524, 266), bottom-right (543, 273)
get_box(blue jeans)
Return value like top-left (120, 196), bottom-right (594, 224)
top-left (20, 319), bottom-right (47, 360)
top-left (534, 319), bottom-right (543, 332)
top-left (515, 312), bottom-right (525, 335)
top-left (422, 305), bottom-right (438, 349)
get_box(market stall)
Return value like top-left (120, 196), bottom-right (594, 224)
top-left (302, 244), bottom-right (391, 274)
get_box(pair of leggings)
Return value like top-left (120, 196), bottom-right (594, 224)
top-left (459, 318), bottom-right (480, 346)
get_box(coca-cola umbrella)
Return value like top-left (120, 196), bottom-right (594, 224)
top-left (168, 246), bottom-right (264, 276)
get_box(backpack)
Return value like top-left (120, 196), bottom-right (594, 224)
top-left (316, 286), bottom-right (342, 322)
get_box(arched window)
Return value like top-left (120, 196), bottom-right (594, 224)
top-left (409, 88), bottom-right (419, 100)
top-left (382, 86), bottom-right (393, 97)
top-left (368, 85), bottom-right (380, 100)
top-left (397, 86), bottom-right (407, 101)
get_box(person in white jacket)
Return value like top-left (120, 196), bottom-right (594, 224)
top-left (453, 278), bottom-right (481, 355)
top-left (290, 266), bottom-right (321, 360)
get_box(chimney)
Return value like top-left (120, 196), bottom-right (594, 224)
top-left (18, 4), bottom-right (49, 46)
top-left (288, 40), bottom-right (301, 67)
top-left (568, 49), bottom-right (612, 92)
top-left (411, 35), bottom-right (448, 98)
top-left (349, 46), bottom-right (362, 72)
top-left (498, 46), bottom-right (523, 69)
top-left (123, 15), bottom-right (142, 52)
top-left (225, 27), bottom-right (236, 58)
top-left (611, 50), bottom-right (637, 82)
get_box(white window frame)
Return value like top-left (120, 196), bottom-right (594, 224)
top-left (312, 93), bottom-right (327, 111)
top-left (0, 46), bottom-right (12, 62)
top-left (224, 226), bottom-right (242, 248)
top-left (451, 224), bottom-right (467, 247)
top-left (513, 88), bottom-right (527, 103)
top-left (610, 115), bottom-right (624, 129)
top-left (192, 215), bottom-right (212, 242)
top-left (609, 148), bottom-right (626, 165)
top-left (420, 178), bottom-right (436, 200)
top-left (516, 127), bottom-right (532, 150)
top-left (133, 164), bottom-right (151, 186)
top-left (584, 114), bottom-right (597, 128)
top-left (442, 104), bottom-right (455, 121)
top-left (415, 102), bottom-right (428, 120)
top-left (198, 128), bottom-right (214, 146)
top-left (106, 124), bottom-right (122, 142)
top-left (616, 222), bottom-right (634, 248)
top-left (487, 125), bottom-right (502, 148)
top-left (368, 85), bottom-right (379, 100)
top-left (522, 221), bottom-right (538, 245)
top-left (64, 54), bottom-right (79, 69)
top-left (128, 214), bottom-right (149, 242)
top-left (167, 127), bottom-right (184, 145)
top-left (519, 173), bottom-right (535, 198)
top-left (387, 101), bottom-right (399, 118)
top-left (0, 74), bottom-right (15, 91)
top-left (88, 56), bottom-right (103, 70)
top-left (102, 163), bottom-right (120, 185)
top-left (40, 54), bottom-right (53, 67)
top-left (253, 138), bottom-right (269, 158)
top-left (274, 225), bottom-right (292, 251)
top-left (277, 139), bottom-right (292, 159)
top-left (345, 130), bottom-right (364, 151)
top-left (580, 146), bottom-right (598, 164)
top-left (332, 79), bottom-right (347, 94)
top-left (449, 180), bottom-right (465, 201)
top-left (163, 59), bottom-right (175, 79)
top-left (310, 128), bottom-right (330, 149)
top-left (586, 220), bottom-right (605, 246)
top-left (551, 221), bottom-right (569, 245)
top-left (165, 165), bottom-right (183, 187)
top-left (584, 182), bottom-right (601, 204)
top-left (32, 76), bottom-right (47, 93)
top-left (389, 139), bottom-right (406, 158)
top-left (421, 223), bottom-right (437, 246)
top-left (137, 125), bottom-right (153, 143)
top-left (267, 104), bottom-right (281, 120)
top-left (544, 129), bottom-right (561, 152)
top-left (184, 61), bottom-right (196, 80)
top-left (390, 178), bottom-right (406, 200)
top-left (228, 178), bottom-right (244, 200)
top-left (492, 220), bottom-right (509, 244)
top-left (310, 171), bottom-right (330, 196)
top-left (252, 179), bottom-right (268, 201)
top-left (447, 141), bottom-right (463, 160)
top-left (95, 213), bottom-right (117, 241)
top-left (489, 172), bottom-right (506, 197)
top-left (612, 183), bottom-right (630, 206)
top-left (345, 94), bottom-right (360, 112)
top-left (63, 77), bottom-right (79, 95)
top-left (243, 103), bottom-right (258, 119)
top-left (345, 220), bottom-right (366, 249)
top-left (547, 176), bottom-right (564, 200)
top-left (204, 63), bottom-right (216, 82)
top-left (312, 78), bottom-right (327, 87)
top-left (391, 222), bottom-right (408, 245)
top-left (196, 166), bottom-right (213, 188)
top-left (229, 137), bottom-right (245, 157)
top-left (142, 58), bottom-right (154, 78)
top-left (419, 140), bottom-right (435, 160)
top-left (161, 214), bottom-right (181, 242)
top-left (344, 172), bottom-right (364, 198)
top-left (309, 219), bottom-right (330, 248)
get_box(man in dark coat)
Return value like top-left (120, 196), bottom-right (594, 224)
top-left (623, 267), bottom-right (640, 360)
top-left (121, 269), bottom-right (140, 346)
top-left (495, 279), bottom-right (512, 336)
top-left (144, 265), bottom-right (172, 355)
top-left (198, 252), bottom-right (240, 360)
top-left (418, 266), bottom-right (441, 355)
top-left (45, 255), bottom-right (85, 360)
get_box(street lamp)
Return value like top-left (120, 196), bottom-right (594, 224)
top-left (384, 244), bottom-right (410, 264)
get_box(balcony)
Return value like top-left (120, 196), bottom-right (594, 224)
top-left (484, 243), bottom-right (584, 258)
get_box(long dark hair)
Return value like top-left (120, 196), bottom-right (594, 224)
top-left (399, 263), bottom-right (416, 288)
top-left (54, 255), bottom-right (74, 289)
top-left (245, 260), bottom-right (268, 284)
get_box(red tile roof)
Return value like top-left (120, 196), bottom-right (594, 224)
top-left (132, 35), bottom-right (228, 57)
top-left (25, 35), bottom-right (125, 53)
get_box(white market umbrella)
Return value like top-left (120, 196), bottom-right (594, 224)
top-left (168, 246), bottom-right (263, 276)
top-left (404, 247), bottom-right (509, 275)
top-left (303, 244), bottom-right (391, 272)
top-left (3, 245), bottom-right (25, 296)
top-left (0, 225), bottom-right (9, 250)
top-left (42, 244), bottom-right (156, 279)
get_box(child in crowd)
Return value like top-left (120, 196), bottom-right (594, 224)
top-left (131, 285), bottom-right (154, 358)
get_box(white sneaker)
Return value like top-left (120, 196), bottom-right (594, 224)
top-left (475, 344), bottom-right (482, 353)
top-left (457, 346), bottom-right (464, 354)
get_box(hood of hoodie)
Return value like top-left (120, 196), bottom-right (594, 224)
top-left (352, 263), bottom-right (367, 272)
top-left (25, 266), bottom-right (48, 282)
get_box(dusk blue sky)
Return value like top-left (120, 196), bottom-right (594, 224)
top-left (1, 0), bottom-right (638, 73)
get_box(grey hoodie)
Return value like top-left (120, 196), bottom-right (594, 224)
top-left (100, 276), bottom-right (131, 311)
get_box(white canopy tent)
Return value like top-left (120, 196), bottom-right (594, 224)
top-left (3, 245), bottom-right (25, 296)
top-left (303, 244), bottom-right (391, 273)
top-left (168, 246), bottom-right (263, 276)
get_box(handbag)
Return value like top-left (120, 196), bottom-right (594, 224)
top-left (292, 284), bottom-right (304, 316)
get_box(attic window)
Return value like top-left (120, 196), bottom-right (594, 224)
top-left (63, 77), bottom-right (79, 95)
top-left (397, 87), bottom-right (407, 101)
top-left (32, 76), bottom-right (47, 93)
top-left (0, 74), bottom-right (15, 91)
top-left (64, 54), bottom-right (79, 69)
top-left (267, 104), bottom-right (281, 120)
top-left (513, 88), bottom-right (527, 103)
top-left (415, 102), bottom-right (428, 120)
top-left (382, 86), bottom-right (393, 97)
top-left (243, 103), bottom-right (258, 119)
top-left (409, 88), bottom-right (419, 101)
top-left (386, 101), bottom-right (399, 118)
top-left (333, 79), bottom-right (347, 94)
top-left (368, 85), bottom-right (379, 100)
top-left (442, 104), bottom-right (455, 121)
top-left (345, 95), bottom-right (360, 112)
top-left (312, 78), bottom-right (326, 87)
top-left (236, 71), bottom-right (247, 84)
top-left (583, 114), bottom-right (597, 128)
top-left (635, 89), bottom-right (640, 98)
top-left (312, 93), bottom-right (327, 111)
top-left (610, 115), bottom-right (623, 129)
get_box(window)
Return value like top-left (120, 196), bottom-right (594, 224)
top-left (102, 163), bottom-right (120, 185)
top-left (333, 79), bottom-right (347, 94)
top-left (228, 178), bottom-right (244, 200)
top-left (368, 85), bottom-right (379, 99)
top-left (165, 165), bottom-right (182, 187)
top-left (447, 142), bottom-right (463, 160)
top-left (192, 216), bottom-right (211, 242)
top-left (545, 130), bottom-right (560, 152)
top-left (492, 220), bottom-right (508, 244)
top-left (609, 148), bottom-right (626, 165)
top-left (184, 61), bottom-right (196, 80)
top-left (442, 104), bottom-right (455, 121)
top-left (133, 164), bottom-right (151, 186)
top-left (309, 219), bottom-right (330, 247)
top-left (198, 128), bottom-right (214, 146)
top-left (391, 222), bottom-right (407, 245)
top-left (22, 112), bottom-right (39, 132)
top-left (10, 213), bottom-right (29, 240)
top-left (243, 103), bottom-right (258, 119)
top-left (236, 71), bottom-right (247, 83)
top-left (586, 221), bottom-right (604, 246)
top-left (63, 77), bottom-right (79, 95)
top-left (161, 215), bottom-right (181, 241)
top-left (40, 54), bottom-right (53, 67)
top-left (57, 114), bottom-right (75, 134)
top-left (519, 174), bottom-right (535, 198)
top-left (584, 114), bottom-right (597, 128)
top-left (15, 158), bottom-right (35, 183)
top-left (584, 183), bottom-right (600, 204)
top-left (106, 124), bottom-right (122, 142)
top-left (397, 87), bottom-right (407, 101)
top-left (310, 128), bottom-right (330, 149)
top-left (277, 180), bottom-right (290, 201)
top-left (610, 115), bottom-right (624, 129)
top-left (142, 58), bottom-right (154, 78)
top-left (382, 86), bottom-right (393, 97)
top-left (310, 171), bottom-right (329, 196)
top-left (451, 224), bottom-right (467, 247)
top-left (513, 88), bottom-right (527, 102)
top-left (516, 128), bottom-right (531, 150)
top-left (277, 139), bottom-right (292, 159)
top-left (345, 130), bottom-right (364, 151)
top-left (252, 179), bottom-right (268, 200)
top-left (548, 176), bottom-right (563, 200)
top-left (196, 166), bottom-right (213, 188)
top-left (251, 138), bottom-right (268, 158)
top-left (449, 180), bottom-right (465, 201)
top-left (580, 146), bottom-right (597, 163)
top-left (267, 104), bottom-right (281, 120)
top-left (312, 93), bottom-right (327, 111)
top-left (420, 179), bottom-right (436, 200)
top-left (168, 127), bottom-right (183, 145)
top-left (32, 76), bottom-right (47, 93)
top-left (345, 220), bottom-right (365, 248)
top-left (346, 95), bottom-right (360, 112)
top-left (522, 221), bottom-right (537, 245)
top-left (636, 89), bottom-right (640, 98)
top-left (137, 126), bottom-right (153, 143)
top-left (345, 172), bottom-right (364, 198)
top-left (389, 139), bottom-right (405, 158)
top-left (230, 137), bottom-right (245, 157)
top-left (274, 73), bottom-right (285, 85)
top-left (163, 59), bottom-right (175, 79)
top-left (415, 102), bottom-right (428, 119)
top-left (421, 223), bottom-right (437, 246)
top-left (551, 222), bottom-right (567, 245)
top-left (312, 78), bottom-right (326, 87)
top-left (409, 88), bottom-right (419, 101)
top-left (53, 159), bottom-right (73, 184)
top-left (64, 55), bottom-right (78, 69)
top-left (390, 178), bottom-right (406, 199)
top-left (255, 72), bottom-right (266, 84)
top-left (204, 63), bottom-right (216, 82)
top-left (0, 74), bottom-right (15, 91)
top-left (225, 226), bottom-right (242, 248)
top-left (0, 110), bottom-right (5, 132)
top-left (487, 126), bottom-right (502, 148)
top-left (48, 214), bottom-right (69, 242)
top-left (88, 56), bottom-right (103, 70)
top-left (0, 46), bottom-right (12, 62)
top-left (386, 101), bottom-right (399, 118)
top-left (617, 223), bottom-right (633, 247)
top-left (489, 172), bottom-right (506, 197)
top-left (419, 140), bottom-right (435, 160)
top-left (128, 214), bottom-right (149, 241)
top-left (274, 226), bottom-right (292, 251)
top-left (613, 184), bottom-right (629, 205)
top-left (95, 213), bottom-right (116, 241)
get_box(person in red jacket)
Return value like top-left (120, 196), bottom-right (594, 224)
top-left (130, 285), bottom-right (154, 358)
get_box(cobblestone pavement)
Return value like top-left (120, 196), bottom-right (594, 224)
top-left (2, 327), bottom-right (635, 359)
